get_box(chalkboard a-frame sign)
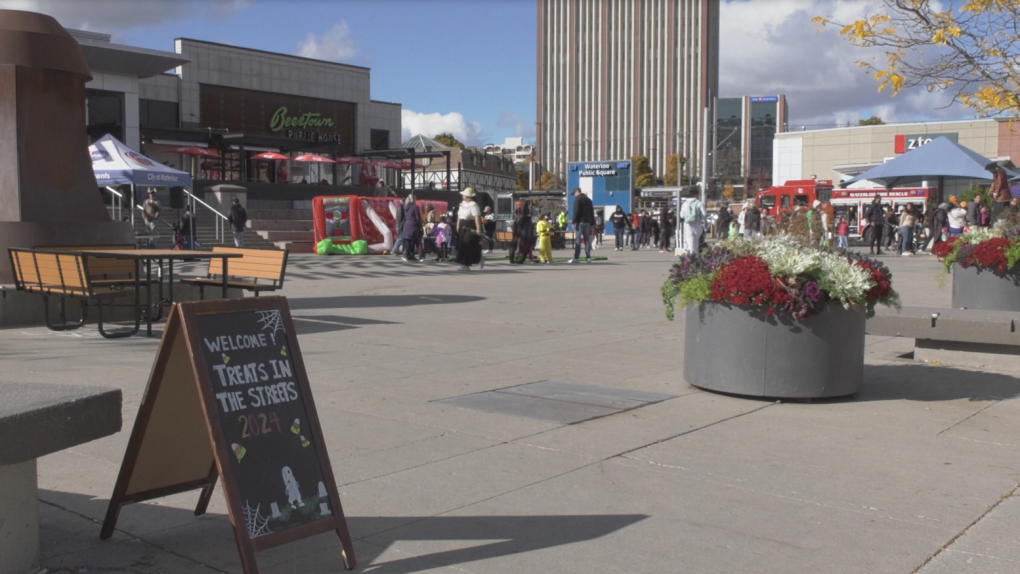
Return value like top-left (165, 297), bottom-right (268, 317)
top-left (101, 297), bottom-right (355, 573)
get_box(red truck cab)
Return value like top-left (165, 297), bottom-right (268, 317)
top-left (756, 180), bottom-right (834, 218)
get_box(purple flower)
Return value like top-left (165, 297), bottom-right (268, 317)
top-left (803, 281), bottom-right (821, 303)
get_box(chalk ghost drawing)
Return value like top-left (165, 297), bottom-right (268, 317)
top-left (282, 466), bottom-right (304, 508)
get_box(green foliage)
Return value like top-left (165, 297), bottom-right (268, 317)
top-left (957, 184), bottom-right (993, 208)
top-left (538, 172), bottom-right (564, 190)
top-left (1005, 242), bottom-right (1020, 270)
top-left (515, 169), bottom-right (528, 190)
top-left (858, 116), bottom-right (885, 125)
top-left (432, 133), bottom-right (464, 149)
top-left (631, 155), bottom-right (655, 188)
top-left (663, 153), bottom-right (683, 186)
top-left (661, 273), bottom-right (715, 321)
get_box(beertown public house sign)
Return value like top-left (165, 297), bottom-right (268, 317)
top-left (269, 106), bottom-right (341, 144)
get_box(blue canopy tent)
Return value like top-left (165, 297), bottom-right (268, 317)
top-left (89, 134), bottom-right (191, 228)
top-left (840, 136), bottom-right (1018, 203)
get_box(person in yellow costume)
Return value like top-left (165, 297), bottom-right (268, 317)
top-left (557, 211), bottom-right (567, 230)
top-left (536, 214), bottom-right (554, 263)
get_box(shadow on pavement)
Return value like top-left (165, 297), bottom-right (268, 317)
top-left (292, 314), bottom-right (398, 335)
top-left (289, 294), bottom-right (485, 311)
top-left (859, 362), bottom-right (1020, 403)
top-left (40, 489), bottom-right (646, 574)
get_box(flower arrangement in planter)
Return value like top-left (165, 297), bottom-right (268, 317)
top-left (661, 235), bottom-right (899, 321)
top-left (931, 222), bottom-right (1020, 274)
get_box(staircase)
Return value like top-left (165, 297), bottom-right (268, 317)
top-left (247, 210), bottom-right (316, 253)
top-left (128, 212), bottom-right (278, 251)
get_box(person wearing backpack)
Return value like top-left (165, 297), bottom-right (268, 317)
top-left (680, 191), bottom-right (706, 254)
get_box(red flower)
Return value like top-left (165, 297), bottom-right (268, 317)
top-left (855, 260), bottom-right (892, 302)
top-left (931, 237), bottom-right (958, 260)
top-left (710, 256), bottom-right (789, 311)
top-left (962, 237), bottom-right (1011, 273)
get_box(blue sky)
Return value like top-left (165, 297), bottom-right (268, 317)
top-left (7, 0), bottom-right (973, 145)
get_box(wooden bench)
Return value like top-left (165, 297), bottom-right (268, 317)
top-left (41, 244), bottom-right (146, 288)
top-left (494, 230), bottom-right (514, 249)
top-left (8, 248), bottom-right (140, 338)
top-left (182, 247), bottom-right (288, 298)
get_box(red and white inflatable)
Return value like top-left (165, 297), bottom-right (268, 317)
top-left (313, 195), bottom-right (400, 254)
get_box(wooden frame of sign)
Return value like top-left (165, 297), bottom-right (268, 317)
top-left (101, 296), bottom-right (355, 573)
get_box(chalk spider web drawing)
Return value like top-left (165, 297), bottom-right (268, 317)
top-left (256, 310), bottom-right (285, 340)
top-left (242, 501), bottom-right (273, 538)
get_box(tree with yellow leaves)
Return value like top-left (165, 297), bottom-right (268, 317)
top-left (812, 1), bottom-right (1020, 117)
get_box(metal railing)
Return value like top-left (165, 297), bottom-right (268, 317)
top-left (103, 186), bottom-right (124, 221)
top-left (184, 190), bottom-right (228, 243)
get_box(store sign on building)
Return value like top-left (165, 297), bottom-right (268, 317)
top-left (750, 96), bottom-right (779, 103)
top-left (894, 133), bottom-right (958, 154)
top-left (200, 85), bottom-right (355, 153)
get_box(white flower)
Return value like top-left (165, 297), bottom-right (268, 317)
top-left (758, 235), bottom-right (823, 277)
top-left (815, 252), bottom-right (872, 308)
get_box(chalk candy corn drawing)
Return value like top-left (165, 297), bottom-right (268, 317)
top-left (280, 346), bottom-right (288, 357)
top-left (222, 353), bottom-right (230, 364)
top-left (300, 435), bottom-right (310, 448)
top-left (291, 419), bottom-right (300, 434)
top-left (232, 443), bottom-right (246, 461)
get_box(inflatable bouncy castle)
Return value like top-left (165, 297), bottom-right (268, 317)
top-left (313, 195), bottom-right (400, 254)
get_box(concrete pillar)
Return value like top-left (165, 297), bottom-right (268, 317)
top-left (0, 460), bottom-right (39, 574)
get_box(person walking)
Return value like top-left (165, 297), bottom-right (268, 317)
top-left (568, 187), bottom-right (595, 263)
top-left (836, 216), bottom-right (850, 249)
top-left (743, 202), bottom-right (762, 241)
top-left (610, 206), bottom-right (627, 251)
top-left (948, 200), bottom-right (967, 237)
top-left (716, 205), bottom-right (731, 240)
top-left (142, 189), bottom-right (161, 248)
top-left (393, 195), bottom-right (406, 256)
top-left (863, 195), bottom-right (886, 255)
top-left (557, 210), bottom-right (568, 231)
top-left (631, 211), bottom-right (646, 251)
top-left (536, 213), bottom-right (554, 263)
top-left (898, 203), bottom-right (917, 256)
top-left (930, 202), bottom-right (949, 248)
top-left (594, 209), bottom-right (605, 250)
top-left (659, 206), bottom-right (672, 252)
top-left (227, 197), bottom-right (247, 247)
top-left (966, 194), bottom-right (982, 227)
top-left (456, 188), bottom-right (484, 271)
top-left (401, 194), bottom-right (423, 262)
top-left (680, 190), bottom-right (707, 254)
top-left (514, 209), bottom-right (536, 263)
top-left (177, 205), bottom-right (195, 250)
top-left (483, 205), bottom-right (497, 253)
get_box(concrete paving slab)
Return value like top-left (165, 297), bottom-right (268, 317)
top-left (495, 380), bottom-right (674, 409)
top-left (434, 390), bottom-right (621, 424)
top-left (916, 493), bottom-right (1020, 574)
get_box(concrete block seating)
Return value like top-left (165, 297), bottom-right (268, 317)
top-left (0, 382), bottom-right (121, 574)
top-left (867, 306), bottom-right (1020, 370)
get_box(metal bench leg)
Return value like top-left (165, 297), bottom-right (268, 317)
top-left (43, 295), bottom-right (87, 331)
top-left (96, 298), bottom-right (140, 339)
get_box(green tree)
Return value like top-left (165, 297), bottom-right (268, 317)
top-left (631, 155), bottom-right (654, 188)
top-left (432, 133), bottom-right (464, 149)
top-left (858, 116), bottom-right (885, 126)
top-left (663, 154), bottom-right (685, 186)
top-left (515, 168), bottom-right (528, 190)
top-left (812, 1), bottom-right (1020, 117)
top-left (538, 172), bottom-right (564, 190)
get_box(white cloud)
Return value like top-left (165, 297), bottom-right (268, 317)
top-left (496, 111), bottom-right (536, 138)
top-left (295, 21), bottom-right (358, 63)
top-left (0, 0), bottom-right (250, 34)
top-left (720, 0), bottom-right (971, 128)
top-left (401, 109), bottom-right (486, 147)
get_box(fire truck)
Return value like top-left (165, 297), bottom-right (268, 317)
top-left (756, 180), bottom-right (930, 242)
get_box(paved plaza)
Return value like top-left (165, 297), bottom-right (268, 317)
top-left (4, 247), bottom-right (1020, 574)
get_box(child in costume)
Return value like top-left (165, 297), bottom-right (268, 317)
top-left (536, 214), bottom-right (553, 263)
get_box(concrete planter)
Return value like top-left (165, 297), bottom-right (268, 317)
top-left (683, 302), bottom-right (865, 399)
top-left (951, 263), bottom-right (1020, 311)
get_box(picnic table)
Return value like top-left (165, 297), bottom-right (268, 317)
top-left (77, 249), bottom-right (241, 335)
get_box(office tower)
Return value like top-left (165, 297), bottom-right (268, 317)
top-left (537, 0), bottom-right (720, 182)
